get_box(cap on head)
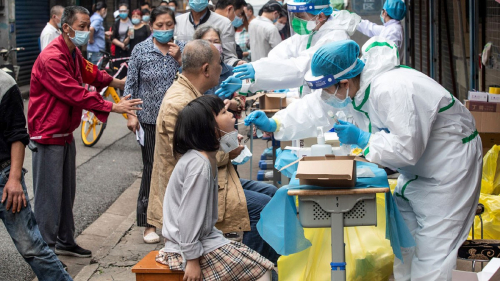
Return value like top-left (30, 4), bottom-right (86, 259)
top-left (383, 0), bottom-right (406, 21)
top-left (287, 0), bottom-right (332, 16)
top-left (305, 40), bottom-right (365, 89)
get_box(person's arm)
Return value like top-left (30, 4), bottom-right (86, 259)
top-left (177, 170), bottom-right (210, 260)
top-left (357, 19), bottom-right (384, 38)
top-left (363, 83), bottom-right (437, 169)
top-left (112, 21), bottom-right (126, 49)
top-left (89, 27), bottom-right (96, 44)
top-left (268, 27), bottom-right (282, 49)
top-left (0, 84), bottom-right (29, 213)
top-left (271, 90), bottom-right (339, 140)
top-left (248, 30), bottom-right (350, 93)
top-left (220, 21), bottom-right (240, 66)
top-left (124, 47), bottom-right (141, 132)
top-left (41, 57), bottom-right (113, 114)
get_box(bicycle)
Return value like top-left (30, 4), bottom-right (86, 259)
top-left (80, 51), bottom-right (130, 147)
top-left (0, 47), bottom-right (24, 81)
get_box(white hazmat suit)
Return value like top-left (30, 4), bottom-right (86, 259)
top-left (270, 37), bottom-right (482, 280)
top-left (357, 19), bottom-right (403, 52)
top-left (245, 10), bottom-right (360, 96)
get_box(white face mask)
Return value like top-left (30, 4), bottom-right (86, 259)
top-left (231, 145), bottom-right (252, 165)
top-left (219, 130), bottom-right (239, 153)
top-left (213, 43), bottom-right (223, 54)
top-left (275, 22), bottom-right (285, 31)
top-left (306, 15), bottom-right (319, 31)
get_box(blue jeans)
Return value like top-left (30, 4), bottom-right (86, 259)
top-left (87, 51), bottom-right (103, 66)
top-left (0, 165), bottom-right (72, 281)
top-left (240, 179), bottom-right (280, 265)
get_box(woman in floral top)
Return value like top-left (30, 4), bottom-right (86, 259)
top-left (124, 6), bottom-right (184, 244)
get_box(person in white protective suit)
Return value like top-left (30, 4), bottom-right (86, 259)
top-left (356, 0), bottom-right (405, 52)
top-left (214, 0), bottom-right (361, 98)
top-left (245, 38), bottom-right (482, 281)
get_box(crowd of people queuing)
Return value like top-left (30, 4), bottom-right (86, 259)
top-left (0, 0), bottom-right (459, 280)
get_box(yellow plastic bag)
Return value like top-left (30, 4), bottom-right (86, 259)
top-left (469, 193), bottom-right (500, 240)
top-left (481, 145), bottom-right (500, 195)
top-left (278, 193), bottom-right (394, 281)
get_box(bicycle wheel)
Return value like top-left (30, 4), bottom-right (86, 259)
top-left (81, 111), bottom-right (106, 147)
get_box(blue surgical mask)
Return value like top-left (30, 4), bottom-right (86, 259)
top-left (68, 26), bottom-right (90, 46)
top-left (153, 29), bottom-right (174, 44)
top-left (380, 10), bottom-right (385, 24)
top-left (232, 15), bottom-right (243, 28)
top-left (189, 0), bottom-right (208, 12)
top-left (142, 15), bottom-right (150, 22)
top-left (131, 18), bottom-right (141, 25)
top-left (322, 87), bottom-right (351, 108)
top-left (119, 12), bottom-right (128, 19)
top-left (169, 6), bottom-right (176, 12)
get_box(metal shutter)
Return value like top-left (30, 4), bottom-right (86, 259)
top-left (15, 0), bottom-right (49, 86)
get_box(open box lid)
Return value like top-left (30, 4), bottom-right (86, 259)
top-left (295, 155), bottom-right (357, 180)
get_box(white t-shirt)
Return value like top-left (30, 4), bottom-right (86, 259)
top-left (249, 16), bottom-right (282, 62)
top-left (40, 23), bottom-right (61, 50)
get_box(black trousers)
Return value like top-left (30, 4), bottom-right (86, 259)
top-left (137, 123), bottom-right (156, 228)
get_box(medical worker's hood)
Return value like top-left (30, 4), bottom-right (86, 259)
top-left (355, 37), bottom-right (400, 103)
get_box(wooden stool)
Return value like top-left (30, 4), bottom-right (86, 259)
top-left (132, 251), bottom-right (184, 281)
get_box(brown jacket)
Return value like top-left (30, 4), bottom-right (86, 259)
top-left (147, 74), bottom-right (250, 233)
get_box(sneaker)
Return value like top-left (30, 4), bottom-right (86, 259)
top-left (55, 245), bottom-right (92, 258)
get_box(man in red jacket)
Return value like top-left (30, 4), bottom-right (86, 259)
top-left (28, 6), bottom-right (142, 258)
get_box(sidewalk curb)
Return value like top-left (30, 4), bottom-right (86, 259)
top-left (31, 178), bottom-right (141, 281)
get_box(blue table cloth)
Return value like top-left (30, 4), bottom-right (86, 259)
top-left (257, 160), bottom-right (415, 261)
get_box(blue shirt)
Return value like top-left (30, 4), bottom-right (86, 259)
top-left (125, 37), bottom-right (186, 124)
top-left (87, 13), bottom-right (105, 52)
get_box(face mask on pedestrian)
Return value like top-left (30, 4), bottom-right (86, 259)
top-left (142, 15), bottom-right (150, 22)
top-left (322, 85), bottom-right (351, 108)
top-left (67, 26), bottom-right (90, 46)
top-left (189, 0), bottom-right (208, 12)
top-left (153, 29), bottom-right (174, 44)
top-left (169, 6), bottom-right (176, 12)
top-left (219, 130), bottom-right (239, 153)
top-left (232, 15), bottom-right (243, 28)
top-left (119, 12), bottom-right (128, 19)
top-left (275, 22), bottom-right (285, 31)
top-left (272, 12), bottom-right (279, 23)
top-left (131, 18), bottom-right (141, 25)
top-left (380, 10), bottom-right (385, 24)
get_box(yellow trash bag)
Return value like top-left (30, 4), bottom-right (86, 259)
top-left (278, 193), bottom-right (394, 281)
top-left (481, 145), bottom-right (500, 195)
top-left (469, 193), bottom-right (500, 240)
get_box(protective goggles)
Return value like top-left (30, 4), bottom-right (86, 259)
top-left (304, 59), bottom-right (358, 89)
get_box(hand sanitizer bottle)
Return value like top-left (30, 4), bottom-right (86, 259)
top-left (311, 127), bottom-right (333, 156)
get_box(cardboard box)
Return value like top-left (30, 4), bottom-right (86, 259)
top-left (259, 93), bottom-right (287, 110)
top-left (480, 133), bottom-right (500, 154)
top-left (469, 91), bottom-right (489, 102)
top-left (489, 93), bottom-right (500, 103)
top-left (295, 155), bottom-right (357, 187)
top-left (465, 101), bottom-right (500, 133)
top-left (466, 100), bottom-right (500, 113)
top-left (452, 257), bottom-right (500, 281)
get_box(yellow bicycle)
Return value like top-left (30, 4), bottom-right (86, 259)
top-left (81, 53), bottom-right (129, 147)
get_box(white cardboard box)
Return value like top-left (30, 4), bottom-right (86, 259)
top-left (469, 91), bottom-right (489, 102)
top-left (488, 93), bottom-right (500, 103)
top-left (452, 258), bottom-right (500, 281)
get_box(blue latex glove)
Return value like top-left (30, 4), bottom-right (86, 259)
top-left (233, 64), bottom-right (255, 80)
top-left (244, 111), bottom-right (277, 132)
top-left (215, 76), bottom-right (241, 99)
top-left (334, 120), bottom-right (371, 148)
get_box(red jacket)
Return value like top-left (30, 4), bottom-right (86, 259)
top-left (28, 35), bottom-right (114, 145)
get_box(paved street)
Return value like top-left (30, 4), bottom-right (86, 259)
top-left (0, 99), bottom-right (142, 281)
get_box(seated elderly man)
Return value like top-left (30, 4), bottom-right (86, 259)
top-left (148, 39), bottom-right (280, 268)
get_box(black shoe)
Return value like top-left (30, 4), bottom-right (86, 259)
top-left (55, 245), bottom-right (92, 258)
top-left (60, 261), bottom-right (68, 271)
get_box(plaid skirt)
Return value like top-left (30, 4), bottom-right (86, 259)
top-left (155, 241), bottom-right (274, 281)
